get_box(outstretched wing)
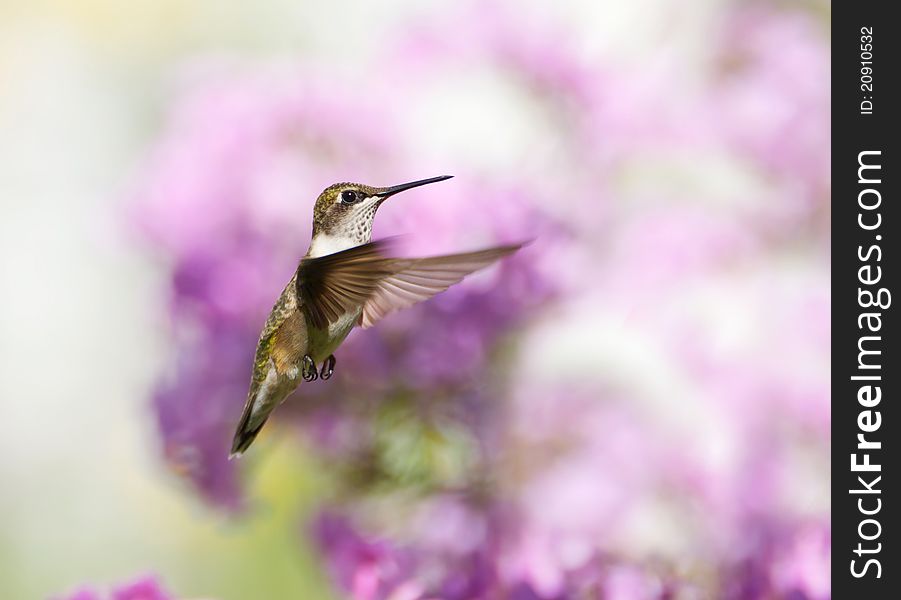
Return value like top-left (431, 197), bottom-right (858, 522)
top-left (297, 240), bottom-right (523, 330)
top-left (359, 243), bottom-right (522, 328)
top-left (296, 240), bottom-right (398, 329)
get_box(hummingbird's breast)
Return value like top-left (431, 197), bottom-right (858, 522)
top-left (307, 306), bottom-right (362, 363)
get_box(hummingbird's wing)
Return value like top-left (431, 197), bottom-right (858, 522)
top-left (296, 240), bottom-right (399, 329)
top-left (296, 240), bottom-right (522, 330)
top-left (358, 243), bottom-right (523, 328)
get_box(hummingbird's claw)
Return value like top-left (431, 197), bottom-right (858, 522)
top-left (320, 355), bottom-right (336, 380)
top-left (302, 355), bottom-right (318, 382)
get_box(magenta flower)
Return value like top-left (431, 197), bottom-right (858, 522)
top-left (713, 7), bottom-right (831, 216)
top-left (56, 575), bottom-right (174, 600)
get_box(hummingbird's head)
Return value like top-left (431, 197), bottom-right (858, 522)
top-left (307, 175), bottom-right (453, 258)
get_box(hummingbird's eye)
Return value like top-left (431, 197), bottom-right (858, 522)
top-left (340, 190), bottom-right (359, 204)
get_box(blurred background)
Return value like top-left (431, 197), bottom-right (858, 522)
top-left (1, 0), bottom-right (830, 598)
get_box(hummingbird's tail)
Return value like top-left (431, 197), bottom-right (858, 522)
top-left (229, 391), bottom-right (270, 459)
top-left (229, 417), bottom-right (268, 459)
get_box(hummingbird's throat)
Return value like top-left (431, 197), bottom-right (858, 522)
top-left (307, 199), bottom-right (381, 258)
top-left (308, 198), bottom-right (378, 257)
top-left (307, 232), bottom-right (367, 258)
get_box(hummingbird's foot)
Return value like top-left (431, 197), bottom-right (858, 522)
top-left (320, 355), bottom-right (336, 380)
top-left (302, 355), bottom-right (318, 382)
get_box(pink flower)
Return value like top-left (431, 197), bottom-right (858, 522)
top-left (55, 575), bottom-right (175, 600)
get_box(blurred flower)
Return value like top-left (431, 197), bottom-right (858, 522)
top-left (312, 512), bottom-right (419, 600)
top-left (56, 575), bottom-right (174, 600)
top-left (713, 7), bottom-right (831, 217)
top-left (770, 525), bottom-right (831, 600)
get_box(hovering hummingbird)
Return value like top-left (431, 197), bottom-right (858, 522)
top-left (230, 176), bottom-right (522, 457)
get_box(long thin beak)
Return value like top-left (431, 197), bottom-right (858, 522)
top-left (376, 175), bottom-right (453, 198)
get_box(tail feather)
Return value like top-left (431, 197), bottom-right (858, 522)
top-left (230, 389), bottom-right (268, 459)
top-left (229, 417), bottom-right (267, 459)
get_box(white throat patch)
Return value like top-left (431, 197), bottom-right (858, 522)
top-left (307, 233), bottom-right (358, 258)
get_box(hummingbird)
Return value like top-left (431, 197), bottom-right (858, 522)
top-left (229, 175), bottom-right (522, 457)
